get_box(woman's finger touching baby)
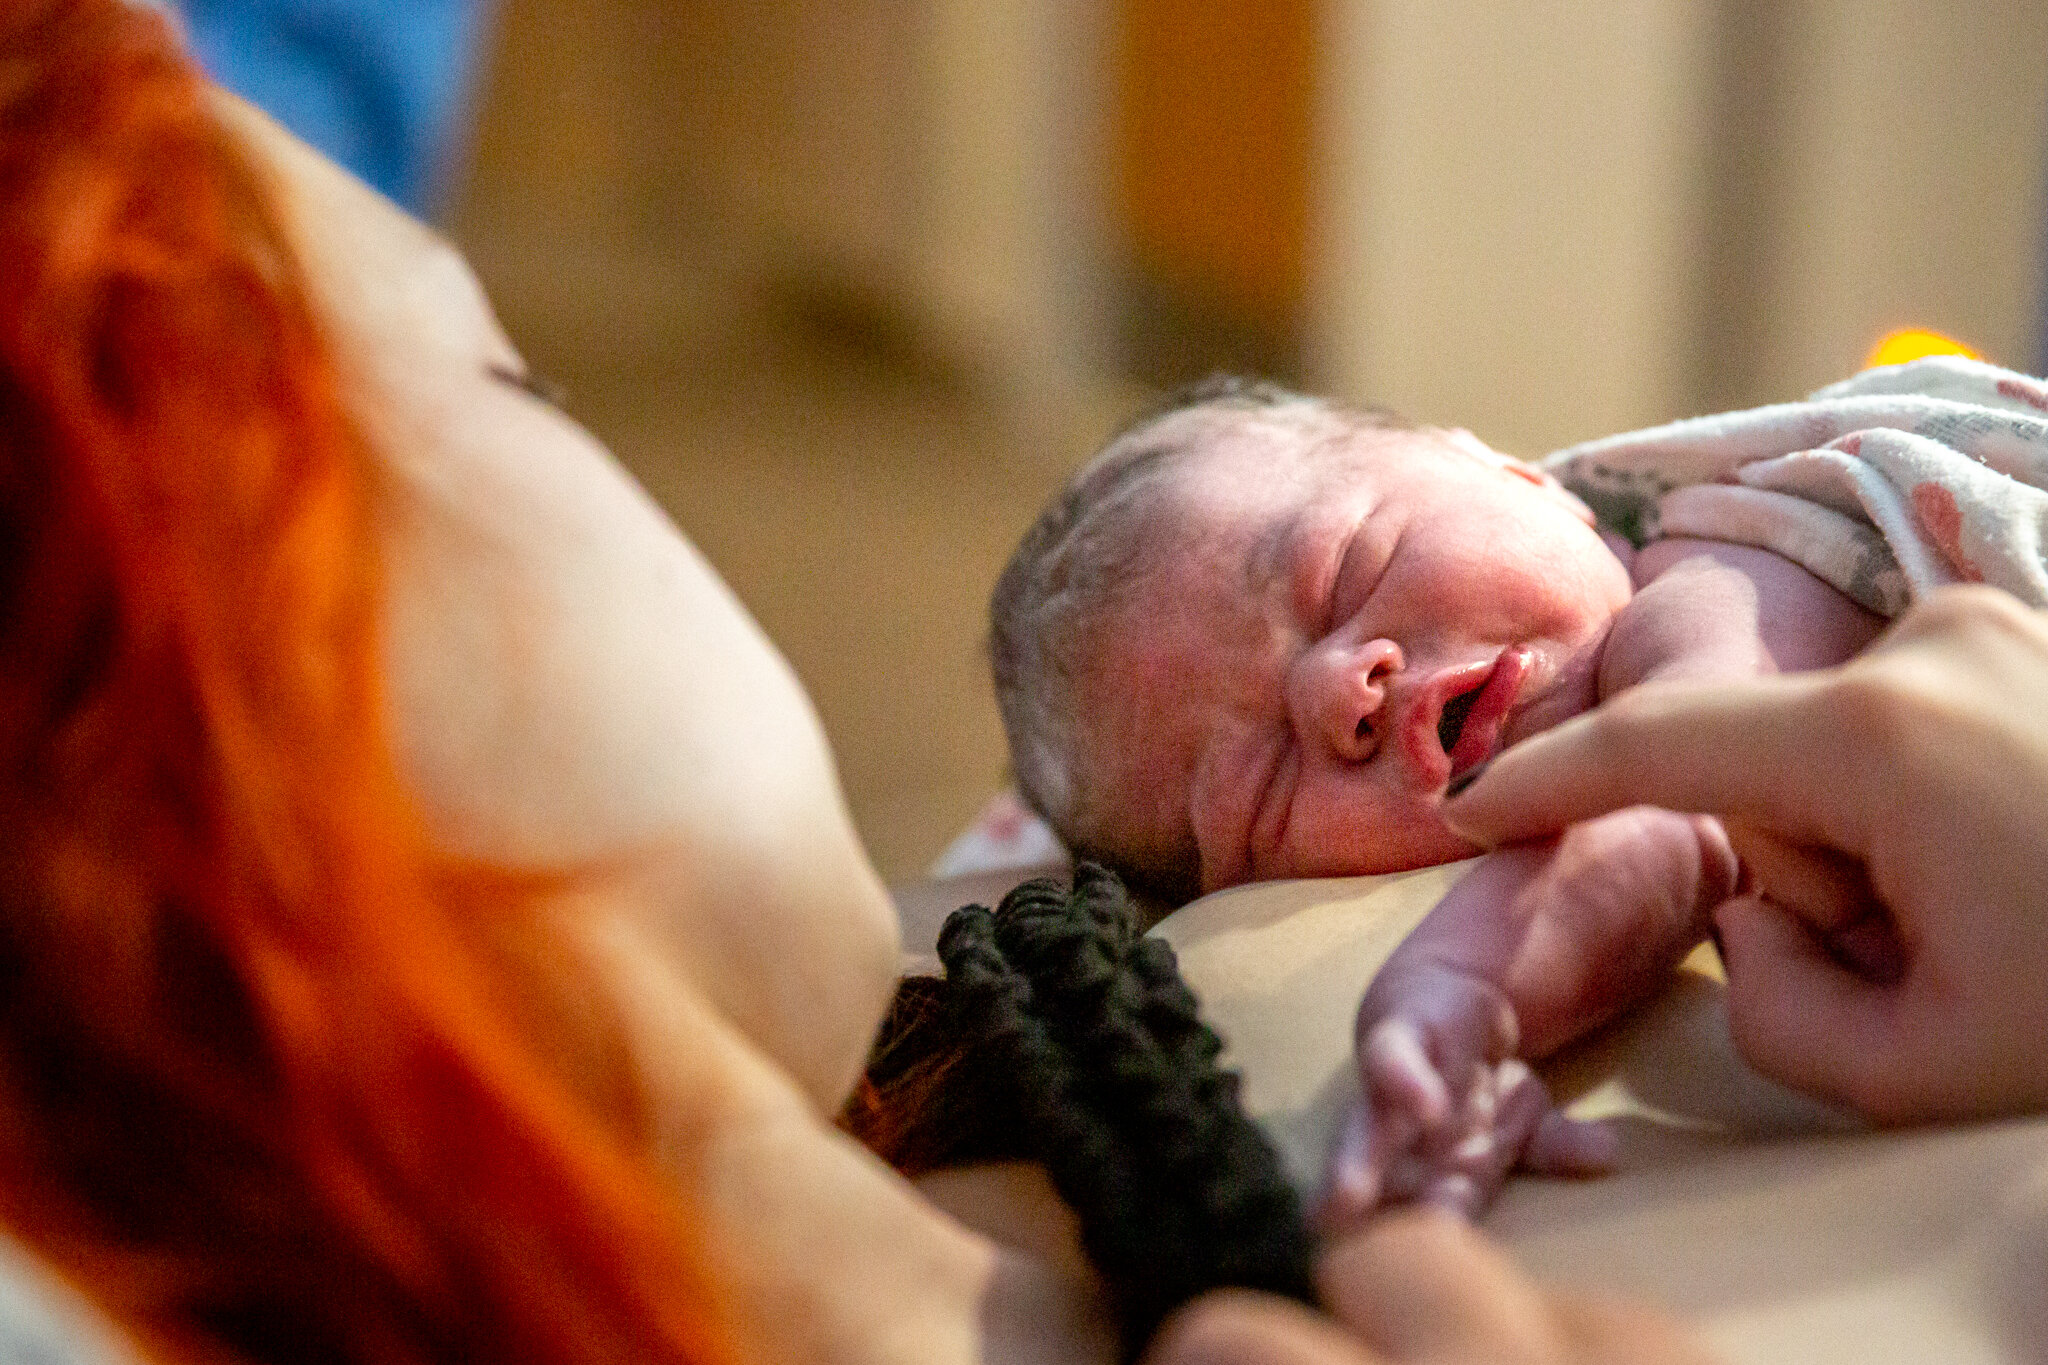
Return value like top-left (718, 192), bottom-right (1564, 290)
top-left (1716, 819), bottom-right (1875, 936)
top-left (1440, 673), bottom-right (1836, 851)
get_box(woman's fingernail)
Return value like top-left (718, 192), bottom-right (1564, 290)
top-left (1444, 758), bottom-right (1492, 799)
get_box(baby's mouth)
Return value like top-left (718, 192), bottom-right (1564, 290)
top-left (1437, 688), bottom-right (1480, 757)
top-left (1440, 647), bottom-right (1534, 786)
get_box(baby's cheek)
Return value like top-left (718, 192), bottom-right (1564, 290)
top-left (1278, 798), bottom-right (1479, 880)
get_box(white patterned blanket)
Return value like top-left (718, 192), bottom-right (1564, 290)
top-left (1545, 357), bottom-right (2048, 616)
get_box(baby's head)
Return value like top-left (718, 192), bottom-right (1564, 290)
top-left (991, 377), bottom-right (1633, 901)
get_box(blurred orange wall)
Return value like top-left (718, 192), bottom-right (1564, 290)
top-left (1114, 0), bottom-right (1313, 341)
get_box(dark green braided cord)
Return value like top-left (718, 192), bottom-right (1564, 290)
top-left (933, 864), bottom-right (1317, 1357)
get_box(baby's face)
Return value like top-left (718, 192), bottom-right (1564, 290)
top-left (1083, 408), bottom-right (1632, 892)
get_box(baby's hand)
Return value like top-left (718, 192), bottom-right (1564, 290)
top-left (1320, 960), bottom-right (1617, 1229)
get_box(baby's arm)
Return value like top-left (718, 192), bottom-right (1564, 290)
top-left (1492, 807), bottom-right (1739, 1053)
top-left (1327, 799), bottom-right (1739, 1225)
top-left (1328, 539), bottom-right (1876, 1223)
top-left (1506, 538), bottom-right (1873, 1049)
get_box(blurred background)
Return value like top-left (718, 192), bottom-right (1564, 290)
top-left (182, 0), bottom-right (2048, 883)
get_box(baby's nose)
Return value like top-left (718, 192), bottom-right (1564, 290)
top-left (1296, 637), bottom-right (1401, 762)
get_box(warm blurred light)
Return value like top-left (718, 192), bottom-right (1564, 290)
top-left (1863, 327), bottom-right (1983, 370)
top-left (1112, 0), bottom-right (1312, 384)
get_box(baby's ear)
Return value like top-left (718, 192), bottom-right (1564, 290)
top-left (1517, 460), bottom-right (1598, 526)
top-left (1439, 427), bottom-right (1598, 526)
top-left (1439, 427), bottom-right (1535, 477)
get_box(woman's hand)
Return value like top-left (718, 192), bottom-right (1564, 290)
top-left (1144, 1212), bottom-right (1719, 1364)
top-left (1442, 586), bottom-right (2048, 1122)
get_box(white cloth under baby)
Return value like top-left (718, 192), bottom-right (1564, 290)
top-left (1543, 357), bottom-right (2048, 616)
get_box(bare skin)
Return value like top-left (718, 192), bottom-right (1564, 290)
top-left (1147, 1212), bottom-right (1723, 1365)
top-left (211, 88), bottom-right (1724, 1365)
top-left (1063, 407), bottom-right (1887, 1222)
top-left (1446, 586), bottom-right (2048, 1125)
top-left (216, 93), bottom-right (1110, 1365)
top-left (1085, 417), bottom-right (1634, 890)
top-left (1328, 534), bottom-right (1886, 1223)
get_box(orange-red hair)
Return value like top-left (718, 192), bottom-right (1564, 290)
top-left (0, 3), bottom-right (728, 1361)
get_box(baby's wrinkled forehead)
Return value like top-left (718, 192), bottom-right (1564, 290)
top-left (1137, 405), bottom-right (1424, 543)
top-left (1076, 396), bottom-right (1445, 658)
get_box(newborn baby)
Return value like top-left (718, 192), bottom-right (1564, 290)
top-left (990, 376), bottom-right (1890, 1220)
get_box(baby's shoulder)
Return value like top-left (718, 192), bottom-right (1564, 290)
top-left (1612, 536), bottom-right (1886, 685)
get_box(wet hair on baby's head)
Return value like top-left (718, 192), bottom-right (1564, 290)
top-left (989, 374), bottom-right (1412, 897)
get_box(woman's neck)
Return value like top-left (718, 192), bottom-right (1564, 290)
top-left (587, 909), bottom-right (1115, 1365)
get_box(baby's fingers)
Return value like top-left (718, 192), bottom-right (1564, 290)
top-left (1415, 1062), bottom-right (1545, 1218)
top-left (1363, 1019), bottom-right (1451, 1128)
top-left (1492, 1063), bottom-right (1617, 1179)
top-left (1322, 1100), bottom-right (1398, 1231)
top-left (1416, 1064), bottom-right (1617, 1218)
top-left (1524, 1106), bottom-right (1620, 1177)
top-left (1363, 981), bottom-right (1518, 1107)
top-left (1324, 1035), bottom-right (1445, 1230)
